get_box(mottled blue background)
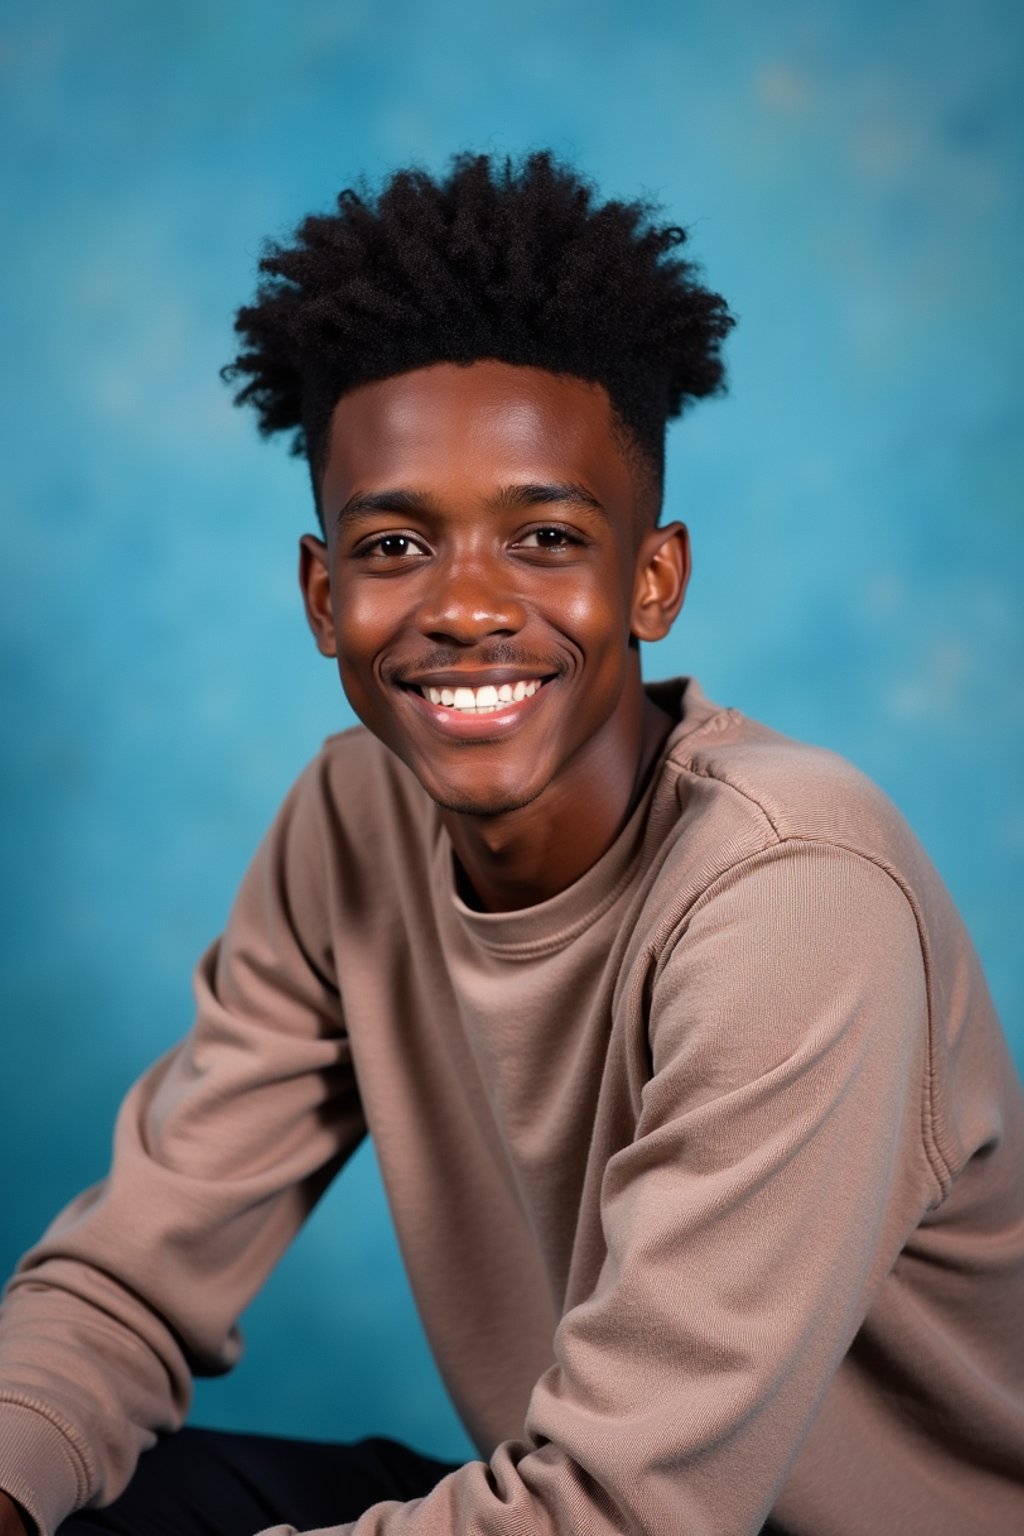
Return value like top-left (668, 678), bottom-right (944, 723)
top-left (1, 0), bottom-right (1021, 1463)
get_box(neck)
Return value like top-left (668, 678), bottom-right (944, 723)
top-left (444, 693), bottom-right (676, 913)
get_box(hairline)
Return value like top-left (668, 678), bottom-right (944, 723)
top-left (305, 367), bottom-right (664, 537)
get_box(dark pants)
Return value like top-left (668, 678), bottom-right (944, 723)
top-left (56, 1427), bottom-right (462, 1535)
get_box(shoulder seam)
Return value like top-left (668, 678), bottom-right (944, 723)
top-left (666, 757), bottom-right (784, 841)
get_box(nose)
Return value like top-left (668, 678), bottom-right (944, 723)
top-left (416, 551), bottom-right (527, 645)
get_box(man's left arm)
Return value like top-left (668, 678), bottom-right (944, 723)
top-left (261, 840), bottom-right (936, 1535)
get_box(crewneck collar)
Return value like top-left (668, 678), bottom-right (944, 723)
top-left (434, 677), bottom-right (727, 956)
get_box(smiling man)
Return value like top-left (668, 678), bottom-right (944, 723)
top-left (1, 152), bottom-right (1023, 1536)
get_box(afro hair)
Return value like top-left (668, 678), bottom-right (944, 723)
top-left (223, 150), bottom-right (735, 524)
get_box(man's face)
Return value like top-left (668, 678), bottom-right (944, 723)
top-left (302, 360), bottom-right (686, 819)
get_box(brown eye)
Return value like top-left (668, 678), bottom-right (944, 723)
top-left (518, 526), bottom-right (582, 550)
top-left (358, 533), bottom-right (426, 560)
top-left (377, 535), bottom-right (413, 557)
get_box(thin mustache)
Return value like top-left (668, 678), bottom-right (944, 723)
top-left (389, 644), bottom-right (561, 683)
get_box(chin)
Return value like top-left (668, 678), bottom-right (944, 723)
top-left (424, 776), bottom-right (547, 819)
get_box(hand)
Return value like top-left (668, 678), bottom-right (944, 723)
top-left (0, 1491), bottom-right (31, 1536)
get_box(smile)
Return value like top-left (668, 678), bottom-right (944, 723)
top-left (415, 679), bottom-right (544, 714)
top-left (399, 675), bottom-right (555, 737)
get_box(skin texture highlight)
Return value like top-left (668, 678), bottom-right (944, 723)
top-left (299, 360), bottom-right (690, 913)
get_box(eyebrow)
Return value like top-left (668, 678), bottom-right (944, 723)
top-left (490, 481), bottom-right (607, 517)
top-left (334, 488), bottom-right (438, 530)
top-left (333, 480), bottom-right (607, 530)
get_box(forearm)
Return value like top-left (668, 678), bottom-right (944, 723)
top-left (0, 1246), bottom-right (192, 1532)
top-left (0, 1041), bottom-right (360, 1531)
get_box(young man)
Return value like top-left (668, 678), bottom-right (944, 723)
top-left (1, 152), bottom-right (1022, 1536)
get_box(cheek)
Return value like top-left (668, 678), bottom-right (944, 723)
top-left (333, 578), bottom-right (393, 652)
top-left (552, 574), bottom-right (631, 650)
top-left (331, 607), bottom-right (384, 705)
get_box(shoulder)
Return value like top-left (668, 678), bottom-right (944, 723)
top-left (220, 724), bottom-right (437, 974)
top-left (243, 723), bottom-right (436, 913)
top-left (659, 693), bottom-right (929, 888)
top-left (640, 699), bottom-right (935, 1125)
top-left (632, 686), bottom-right (962, 989)
top-left (286, 722), bottom-right (433, 840)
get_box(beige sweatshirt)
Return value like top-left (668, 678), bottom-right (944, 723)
top-left (1, 679), bottom-right (1022, 1536)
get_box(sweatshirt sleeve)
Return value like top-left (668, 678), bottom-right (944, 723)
top-left (0, 755), bottom-right (366, 1536)
top-left (259, 840), bottom-right (934, 1536)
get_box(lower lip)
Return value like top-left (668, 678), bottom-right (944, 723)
top-left (401, 682), bottom-right (553, 739)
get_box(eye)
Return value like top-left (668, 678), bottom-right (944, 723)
top-left (515, 525), bottom-right (585, 552)
top-left (355, 532), bottom-right (428, 560)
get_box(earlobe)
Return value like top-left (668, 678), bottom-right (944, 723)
top-left (298, 534), bottom-right (338, 657)
top-left (631, 521), bottom-right (691, 642)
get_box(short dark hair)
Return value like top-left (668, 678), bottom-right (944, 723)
top-left (223, 150), bottom-right (735, 526)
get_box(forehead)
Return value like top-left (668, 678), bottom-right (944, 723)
top-left (318, 361), bottom-right (636, 517)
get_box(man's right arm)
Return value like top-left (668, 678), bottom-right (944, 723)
top-left (0, 755), bottom-right (365, 1535)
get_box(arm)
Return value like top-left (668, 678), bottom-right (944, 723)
top-left (0, 758), bottom-right (366, 1536)
top-left (259, 841), bottom-right (933, 1535)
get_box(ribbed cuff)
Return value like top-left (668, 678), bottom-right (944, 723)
top-left (0, 1399), bottom-right (90, 1536)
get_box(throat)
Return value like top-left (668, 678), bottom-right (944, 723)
top-left (448, 799), bottom-right (579, 913)
top-left (445, 698), bottom-right (676, 913)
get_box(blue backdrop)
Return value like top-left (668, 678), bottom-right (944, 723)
top-left (1, 0), bottom-right (1021, 1464)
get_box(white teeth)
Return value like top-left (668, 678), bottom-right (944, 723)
top-left (420, 679), bottom-right (545, 713)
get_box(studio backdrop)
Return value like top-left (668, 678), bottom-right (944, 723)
top-left (1, 0), bottom-right (1021, 1462)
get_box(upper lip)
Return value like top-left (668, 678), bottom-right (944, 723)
top-left (399, 670), bottom-right (557, 689)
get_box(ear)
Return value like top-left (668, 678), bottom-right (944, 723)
top-left (298, 534), bottom-right (338, 657)
top-left (630, 521), bottom-right (691, 642)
